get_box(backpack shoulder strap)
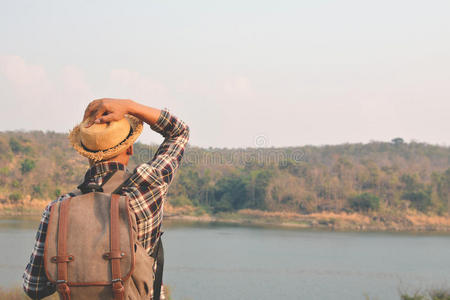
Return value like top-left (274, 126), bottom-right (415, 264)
top-left (101, 170), bottom-right (132, 194)
top-left (77, 169), bottom-right (132, 195)
top-left (151, 237), bottom-right (164, 300)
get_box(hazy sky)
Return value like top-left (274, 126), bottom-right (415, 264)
top-left (0, 0), bottom-right (449, 148)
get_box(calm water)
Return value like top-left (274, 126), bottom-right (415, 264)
top-left (1, 218), bottom-right (449, 300)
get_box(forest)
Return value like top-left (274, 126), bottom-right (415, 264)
top-left (0, 131), bottom-right (449, 217)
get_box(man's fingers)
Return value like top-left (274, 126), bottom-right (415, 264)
top-left (82, 99), bottom-right (126, 127)
top-left (83, 100), bottom-right (101, 121)
top-left (93, 106), bottom-right (107, 121)
top-left (94, 113), bottom-right (120, 124)
top-left (84, 106), bottom-right (106, 128)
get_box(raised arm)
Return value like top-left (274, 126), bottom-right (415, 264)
top-left (83, 97), bottom-right (190, 189)
top-left (84, 98), bottom-right (190, 251)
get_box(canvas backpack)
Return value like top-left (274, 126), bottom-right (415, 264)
top-left (43, 169), bottom-right (164, 300)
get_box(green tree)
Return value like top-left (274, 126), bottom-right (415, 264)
top-left (9, 192), bottom-right (22, 203)
top-left (402, 189), bottom-right (432, 212)
top-left (431, 169), bottom-right (450, 214)
top-left (401, 174), bottom-right (432, 212)
top-left (20, 159), bottom-right (36, 174)
top-left (9, 136), bottom-right (32, 154)
top-left (32, 184), bottom-right (44, 198)
top-left (348, 193), bottom-right (380, 212)
top-left (391, 137), bottom-right (404, 145)
top-left (211, 174), bottom-right (247, 213)
top-left (9, 137), bottom-right (22, 153)
top-left (246, 169), bottom-right (274, 210)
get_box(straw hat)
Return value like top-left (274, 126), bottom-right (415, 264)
top-left (69, 115), bottom-right (143, 161)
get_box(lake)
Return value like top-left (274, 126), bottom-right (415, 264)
top-left (1, 218), bottom-right (449, 300)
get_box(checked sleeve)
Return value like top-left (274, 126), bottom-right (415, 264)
top-left (122, 108), bottom-right (190, 253)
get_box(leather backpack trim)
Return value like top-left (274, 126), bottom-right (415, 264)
top-left (43, 194), bottom-right (136, 286)
top-left (55, 198), bottom-right (71, 300)
top-left (110, 194), bottom-right (125, 300)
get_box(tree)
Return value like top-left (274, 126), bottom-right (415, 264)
top-left (32, 184), bottom-right (44, 198)
top-left (9, 192), bottom-right (22, 203)
top-left (402, 189), bottom-right (432, 212)
top-left (391, 137), bottom-right (404, 145)
top-left (9, 137), bottom-right (22, 153)
top-left (348, 193), bottom-right (380, 212)
top-left (400, 174), bottom-right (432, 212)
top-left (211, 174), bottom-right (247, 213)
top-left (20, 159), bottom-right (36, 174)
top-left (9, 137), bottom-right (32, 154)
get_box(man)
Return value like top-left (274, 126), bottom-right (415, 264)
top-left (23, 98), bottom-right (190, 299)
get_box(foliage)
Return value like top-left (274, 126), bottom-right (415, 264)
top-left (1, 131), bottom-right (449, 216)
top-left (211, 174), bottom-right (247, 212)
top-left (0, 167), bottom-right (9, 176)
top-left (401, 294), bottom-right (426, 300)
top-left (402, 190), bottom-right (432, 212)
top-left (20, 159), bottom-right (36, 174)
top-left (9, 192), bottom-right (22, 203)
top-left (401, 288), bottom-right (450, 300)
top-left (392, 137), bottom-right (405, 145)
top-left (170, 195), bottom-right (193, 207)
top-left (9, 137), bottom-right (32, 154)
top-left (31, 184), bottom-right (43, 198)
top-left (9, 137), bottom-right (23, 154)
top-left (348, 193), bottom-right (380, 212)
top-left (400, 174), bottom-right (432, 212)
top-left (429, 288), bottom-right (450, 300)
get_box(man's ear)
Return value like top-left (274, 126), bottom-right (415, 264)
top-left (126, 145), bottom-right (134, 156)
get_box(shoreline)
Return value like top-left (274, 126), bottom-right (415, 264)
top-left (163, 206), bottom-right (450, 233)
top-left (1, 201), bottom-right (449, 233)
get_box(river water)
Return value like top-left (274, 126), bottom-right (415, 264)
top-left (1, 218), bottom-right (449, 300)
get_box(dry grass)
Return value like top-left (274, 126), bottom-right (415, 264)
top-left (400, 287), bottom-right (450, 300)
top-left (406, 212), bottom-right (450, 227)
top-left (0, 197), bottom-right (49, 216)
top-left (237, 209), bottom-right (450, 231)
top-left (164, 202), bottom-right (198, 216)
top-left (308, 211), bottom-right (372, 224)
top-left (238, 209), bottom-right (371, 223)
top-left (1, 198), bottom-right (450, 231)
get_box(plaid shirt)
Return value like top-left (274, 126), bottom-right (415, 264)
top-left (23, 108), bottom-right (189, 299)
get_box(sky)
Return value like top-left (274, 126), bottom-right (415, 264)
top-left (0, 0), bottom-right (449, 148)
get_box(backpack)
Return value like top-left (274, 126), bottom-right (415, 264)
top-left (43, 169), bottom-right (164, 300)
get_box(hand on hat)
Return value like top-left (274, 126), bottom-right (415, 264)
top-left (83, 98), bottom-right (132, 128)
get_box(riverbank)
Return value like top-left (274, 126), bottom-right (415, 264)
top-left (164, 205), bottom-right (450, 232)
top-left (1, 199), bottom-right (449, 232)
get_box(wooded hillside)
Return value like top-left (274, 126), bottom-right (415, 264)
top-left (0, 131), bottom-right (449, 216)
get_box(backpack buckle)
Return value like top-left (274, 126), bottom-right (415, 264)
top-left (77, 182), bottom-right (104, 194)
top-left (111, 278), bottom-right (122, 283)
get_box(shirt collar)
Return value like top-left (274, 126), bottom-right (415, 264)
top-left (84, 161), bottom-right (127, 181)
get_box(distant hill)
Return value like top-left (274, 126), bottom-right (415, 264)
top-left (0, 131), bottom-right (449, 217)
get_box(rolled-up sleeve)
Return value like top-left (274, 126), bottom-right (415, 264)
top-left (123, 108), bottom-right (190, 251)
top-left (124, 108), bottom-right (190, 218)
top-left (147, 108), bottom-right (190, 185)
